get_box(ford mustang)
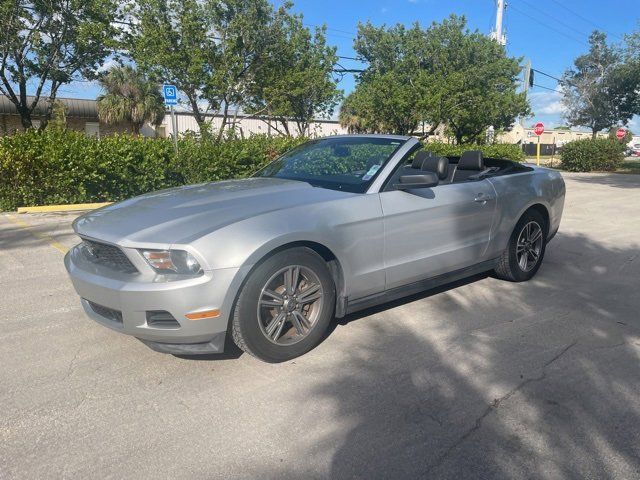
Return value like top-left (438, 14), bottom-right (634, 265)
top-left (65, 135), bottom-right (565, 362)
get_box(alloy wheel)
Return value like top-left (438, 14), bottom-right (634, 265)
top-left (257, 265), bottom-right (324, 345)
top-left (516, 221), bottom-right (544, 272)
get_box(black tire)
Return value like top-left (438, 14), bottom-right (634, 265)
top-left (494, 209), bottom-right (547, 282)
top-left (231, 247), bottom-right (336, 363)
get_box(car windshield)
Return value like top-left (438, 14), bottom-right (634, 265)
top-left (254, 137), bottom-right (404, 193)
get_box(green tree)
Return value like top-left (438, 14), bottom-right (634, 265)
top-left (343, 16), bottom-right (529, 143)
top-left (247, 14), bottom-right (342, 136)
top-left (205, 0), bottom-right (276, 139)
top-left (0, 0), bottom-right (118, 130)
top-left (97, 66), bottom-right (165, 135)
top-left (129, 0), bottom-right (213, 129)
top-left (341, 22), bottom-right (429, 135)
top-left (130, 0), bottom-right (277, 140)
top-left (339, 89), bottom-right (379, 133)
top-left (562, 32), bottom-right (638, 139)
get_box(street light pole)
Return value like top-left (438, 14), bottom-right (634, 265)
top-left (490, 0), bottom-right (507, 45)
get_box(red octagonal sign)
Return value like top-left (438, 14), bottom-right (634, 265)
top-left (534, 122), bottom-right (544, 136)
top-left (616, 128), bottom-right (626, 140)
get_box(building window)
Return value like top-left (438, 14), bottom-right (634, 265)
top-left (85, 122), bottom-right (100, 137)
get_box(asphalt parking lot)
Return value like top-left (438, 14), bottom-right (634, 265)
top-left (1, 172), bottom-right (640, 480)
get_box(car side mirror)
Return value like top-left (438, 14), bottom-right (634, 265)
top-left (395, 172), bottom-right (439, 190)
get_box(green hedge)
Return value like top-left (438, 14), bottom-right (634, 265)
top-left (422, 142), bottom-right (525, 162)
top-left (0, 130), bottom-right (304, 211)
top-left (560, 138), bottom-right (625, 172)
top-left (0, 130), bottom-right (524, 211)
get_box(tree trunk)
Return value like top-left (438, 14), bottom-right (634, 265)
top-left (419, 122), bottom-right (439, 141)
top-left (18, 107), bottom-right (33, 130)
top-left (295, 120), bottom-right (308, 137)
top-left (280, 119), bottom-right (291, 136)
top-left (38, 88), bottom-right (59, 131)
top-left (217, 103), bottom-right (230, 141)
top-left (187, 94), bottom-right (206, 130)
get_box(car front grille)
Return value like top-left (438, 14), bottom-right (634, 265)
top-left (85, 300), bottom-right (124, 326)
top-left (146, 310), bottom-right (181, 329)
top-left (81, 238), bottom-right (138, 274)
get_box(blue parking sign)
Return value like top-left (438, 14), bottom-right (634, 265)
top-left (162, 84), bottom-right (178, 106)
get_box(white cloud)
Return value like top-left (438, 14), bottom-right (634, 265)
top-left (529, 90), bottom-right (566, 117)
top-left (97, 58), bottom-right (119, 73)
top-left (538, 100), bottom-right (564, 115)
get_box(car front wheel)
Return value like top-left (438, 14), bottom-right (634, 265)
top-left (231, 247), bottom-right (336, 362)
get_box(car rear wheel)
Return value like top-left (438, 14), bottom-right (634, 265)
top-left (231, 247), bottom-right (336, 363)
top-left (494, 209), bottom-right (547, 282)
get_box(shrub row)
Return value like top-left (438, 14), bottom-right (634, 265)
top-left (0, 130), bottom-right (304, 210)
top-left (423, 142), bottom-right (525, 162)
top-left (560, 138), bottom-right (626, 172)
top-left (0, 130), bottom-right (524, 210)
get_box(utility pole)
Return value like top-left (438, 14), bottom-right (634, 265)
top-left (490, 0), bottom-right (507, 46)
top-left (487, 0), bottom-right (507, 143)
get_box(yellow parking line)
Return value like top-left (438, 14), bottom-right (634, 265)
top-left (17, 202), bottom-right (111, 213)
top-left (4, 214), bottom-right (69, 254)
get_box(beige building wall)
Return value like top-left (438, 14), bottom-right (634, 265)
top-left (159, 113), bottom-right (347, 138)
top-left (499, 123), bottom-right (608, 145)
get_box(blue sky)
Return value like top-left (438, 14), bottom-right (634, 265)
top-left (63, 0), bottom-right (640, 132)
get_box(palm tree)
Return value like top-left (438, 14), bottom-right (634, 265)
top-left (97, 66), bottom-right (166, 135)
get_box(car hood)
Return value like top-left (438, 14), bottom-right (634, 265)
top-left (73, 177), bottom-right (355, 247)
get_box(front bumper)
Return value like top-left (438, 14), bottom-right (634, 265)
top-left (64, 245), bottom-right (239, 354)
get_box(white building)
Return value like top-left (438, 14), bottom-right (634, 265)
top-left (158, 111), bottom-right (348, 138)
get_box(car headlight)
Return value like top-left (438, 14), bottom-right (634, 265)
top-left (140, 249), bottom-right (203, 275)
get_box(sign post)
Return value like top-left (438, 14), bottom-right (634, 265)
top-left (616, 128), bottom-right (626, 141)
top-left (534, 122), bottom-right (544, 166)
top-left (162, 85), bottom-right (178, 153)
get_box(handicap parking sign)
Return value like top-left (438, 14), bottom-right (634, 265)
top-left (162, 85), bottom-right (178, 106)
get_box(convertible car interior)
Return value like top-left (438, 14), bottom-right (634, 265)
top-left (399, 149), bottom-right (533, 186)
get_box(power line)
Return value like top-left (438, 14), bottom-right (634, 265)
top-left (509, 3), bottom-right (589, 48)
top-left (532, 69), bottom-right (563, 83)
top-left (546, 0), bottom-right (623, 40)
top-left (304, 23), bottom-right (356, 37)
top-left (519, 0), bottom-right (595, 42)
top-left (532, 83), bottom-right (563, 94)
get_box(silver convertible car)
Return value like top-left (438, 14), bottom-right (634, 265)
top-left (65, 135), bottom-right (565, 362)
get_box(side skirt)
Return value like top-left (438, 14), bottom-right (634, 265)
top-left (342, 258), bottom-right (499, 316)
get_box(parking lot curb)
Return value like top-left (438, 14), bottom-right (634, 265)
top-left (16, 202), bottom-right (112, 213)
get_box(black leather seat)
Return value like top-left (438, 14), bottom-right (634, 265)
top-left (452, 150), bottom-right (484, 183)
top-left (412, 151), bottom-right (449, 181)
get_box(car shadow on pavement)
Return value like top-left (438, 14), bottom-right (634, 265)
top-left (266, 232), bottom-right (640, 479)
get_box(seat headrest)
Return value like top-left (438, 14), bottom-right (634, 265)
top-left (458, 150), bottom-right (484, 171)
top-left (421, 155), bottom-right (449, 180)
top-left (411, 150), bottom-right (432, 169)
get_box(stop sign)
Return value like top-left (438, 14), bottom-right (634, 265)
top-left (534, 122), bottom-right (544, 136)
top-left (616, 128), bottom-right (626, 140)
